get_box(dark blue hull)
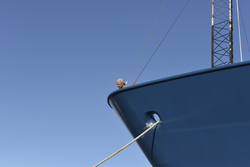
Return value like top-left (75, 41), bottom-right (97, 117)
top-left (108, 61), bottom-right (250, 167)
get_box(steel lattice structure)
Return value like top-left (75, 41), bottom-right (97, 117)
top-left (212, 0), bottom-right (233, 67)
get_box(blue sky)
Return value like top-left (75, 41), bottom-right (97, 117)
top-left (1, 0), bottom-right (249, 167)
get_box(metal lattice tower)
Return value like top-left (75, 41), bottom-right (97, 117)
top-left (212, 0), bottom-right (233, 67)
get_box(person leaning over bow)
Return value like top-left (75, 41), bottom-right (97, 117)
top-left (116, 78), bottom-right (128, 89)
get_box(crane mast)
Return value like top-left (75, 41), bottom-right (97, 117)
top-left (212, 0), bottom-right (233, 67)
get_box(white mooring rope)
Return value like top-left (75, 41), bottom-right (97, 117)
top-left (93, 120), bottom-right (161, 167)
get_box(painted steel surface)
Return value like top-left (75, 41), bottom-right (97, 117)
top-left (108, 61), bottom-right (250, 167)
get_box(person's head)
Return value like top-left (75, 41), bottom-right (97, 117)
top-left (116, 78), bottom-right (124, 89)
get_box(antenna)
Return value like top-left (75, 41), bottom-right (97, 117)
top-left (211, 0), bottom-right (233, 67)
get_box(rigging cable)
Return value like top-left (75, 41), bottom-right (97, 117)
top-left (132, 0), bottom-right (190, 86)
top-left (239, 2), bottom-right (250, 53)
top-left (133, 0), bottom-right (190, 85)
top-left (236, 0), bottom-right (243, 62)
top-left (127, 0), bottom-right (167, 85)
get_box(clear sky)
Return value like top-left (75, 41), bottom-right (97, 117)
top-left (1, 0), bottom-right (250, 167)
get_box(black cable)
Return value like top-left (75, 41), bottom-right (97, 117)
top-left (150, 122), bottom-right (159, 160)
top-left (133, 0), bottom-right (190, 85)
top-left (127, 0), bottom-right (167, 84)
